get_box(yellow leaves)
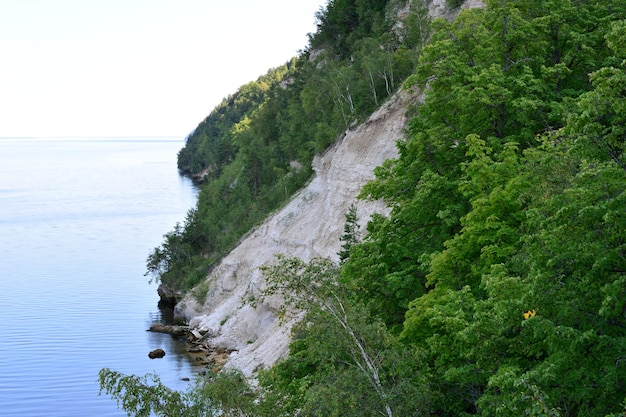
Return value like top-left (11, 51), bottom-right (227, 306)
top-left (523, 309), bottom-right (537, 320)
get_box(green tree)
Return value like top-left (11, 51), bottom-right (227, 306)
top-left (566, 19), bottom-right (626, 169)
top-left (258, 256), bottom-right (431, 417)
top-left (399, 0), bottom-right (431, 51)
top-left (99, 368), bottom-right (258, 417)
top-left (338, 203), bottom-right (360, 262)
top-left (155, 0), bottom-right (425, 294)
top-left (348, 2), bottom-right (626, 414)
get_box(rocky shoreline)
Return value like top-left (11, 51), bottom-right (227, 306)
top-left (156, 284), bottom-right (183, 309)
top-left (148, 322), bottom-right (235, 371)
top-left (152, 285), bottom-right (235, 371)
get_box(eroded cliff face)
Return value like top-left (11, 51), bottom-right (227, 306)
top-left (175, 90), bottom-right (415, 376)
top-left (175, 0), bottom-right (485, 378)
top-left (427, 0), bottom-right (485, 19)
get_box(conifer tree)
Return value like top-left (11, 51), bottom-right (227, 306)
top-left (338, 203), bottom-right (360, 262)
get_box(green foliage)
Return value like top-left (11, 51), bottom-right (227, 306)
top-left (257, 256), bottom-right (431, 417)
top-left (150, 0), bottom-right (428, 293)
top-left (399, 0), bottom-right (432, 51)
top-left (446, 0), bottom-right (465, 8)
top-left (338, 203), bottom-right (360, 262)
top-left (99, 368), bottom-right (258, 417)
top-left (343, 1), bottom-right (626, 414)
top-left (105, 2), bottom-right (626, 416)
top-left (99, 369), bottom-right (186, 417)
top-left (309, 0), bottom-right (390, 58)
top-left (177, 66), bottom-right (287, 179)
top-left (102, 256), bottom-right (432, 417)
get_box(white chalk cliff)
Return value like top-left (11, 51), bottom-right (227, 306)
top-left (175, 0), bottom-right (485, 378)
top-left (175, 90), bottom-right (413, 377)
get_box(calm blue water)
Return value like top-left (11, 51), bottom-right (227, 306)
top-left (0, 137), bottom-right (201, 416)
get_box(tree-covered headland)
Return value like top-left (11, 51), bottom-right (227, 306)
top-left (102, 0), bottom-right (626, 415)
top-left (147, 0), bottom-right (426, 291)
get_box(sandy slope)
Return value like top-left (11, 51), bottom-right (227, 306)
top-left (175, 90), bottom-right (415, 377)
top-left (175, 0), bottom-right (486, 378)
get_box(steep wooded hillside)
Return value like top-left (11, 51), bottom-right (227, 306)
top-left (175, 88), bottom-right (415, 376)
top-left (173, 0), bottom-right (484, 379)
top-left (147, 0), bottom-right (429, 292)
top-left (101, 1), bottom-right (626, 415)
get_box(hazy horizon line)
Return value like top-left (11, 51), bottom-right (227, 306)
top-left (0, 135), bottom-right (185, 139)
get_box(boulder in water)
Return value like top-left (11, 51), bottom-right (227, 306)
top-left (148, 348), bottom-right (166, 359)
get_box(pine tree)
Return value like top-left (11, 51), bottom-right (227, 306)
top-left (339, 203), bottom-right (360, 262)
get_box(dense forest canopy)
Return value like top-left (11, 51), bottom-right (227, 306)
top-left (103, 0), bottom-right (626, 415)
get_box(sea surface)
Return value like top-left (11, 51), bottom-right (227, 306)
top-left (0, 137), bottom-right (201, 416)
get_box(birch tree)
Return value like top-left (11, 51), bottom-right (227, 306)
top-left (258, 255), bottom-right (430, 417)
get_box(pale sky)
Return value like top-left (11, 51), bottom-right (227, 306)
top-left (0, 0), bottom-right (326, 138)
